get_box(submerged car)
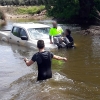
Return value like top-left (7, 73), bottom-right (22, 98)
top-left (0, 23), bottom-right (58, 50)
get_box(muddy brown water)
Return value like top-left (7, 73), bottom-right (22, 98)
top-left (0, 20), bottom-right (100, 100)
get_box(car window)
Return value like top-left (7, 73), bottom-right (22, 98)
top-left (20, 28), bottom-right (27, 37)
top-left (28, 28), bottom-right (49, 39)
top-left (12, 26), bottom-right (20, 37)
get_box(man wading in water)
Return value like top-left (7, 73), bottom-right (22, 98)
top-left (49, 21), bottom-right (70, 48)
top-left (24, 40), bottom-right (67, 81)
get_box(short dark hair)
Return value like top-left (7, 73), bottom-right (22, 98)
top-left (37, 40), bottom-right (45, 49)
top-left (66, 29), bottom-right (71, 35)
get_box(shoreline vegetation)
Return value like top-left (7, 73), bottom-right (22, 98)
top-left (0, 6), bottom-right (48, 20)
top-left (0, 0), bottom-right (100, 25)
top-left (0, 5), bottom-right (100, 35)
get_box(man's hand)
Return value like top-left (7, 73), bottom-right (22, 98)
top-left (24, 58), bottom-right (28, 62)
top-left (24, 58), bottom-right (34, 66)
top-left (61, 37), bottom-right (64, 40)
top-left (63, 57), bottom-right (67, 61)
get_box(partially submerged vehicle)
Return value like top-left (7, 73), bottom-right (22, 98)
top-left (0, 23), bottom-right (58, 50)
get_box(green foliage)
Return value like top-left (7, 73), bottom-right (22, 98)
top-left (16, 6), bottom-right (45, 15)
top-left (44, 0), bottom-right (79, 20)
top-left (94, 0), bottom-right (100, 11)
top-left (89, 0), bottom-right (100, 19)
top-left (44, 0), bottom-right (100, 23)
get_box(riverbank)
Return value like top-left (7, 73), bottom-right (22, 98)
top-left (79, 26), bottom-right (100, 35)
top-left (5, 10), bottom-right (47, 20)
top-left (0, 6), bottom-right (48, 20)
top-left (0, 6), bottom-right (100, 36)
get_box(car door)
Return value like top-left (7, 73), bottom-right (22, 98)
top-left (10, 26), bottom-right (28, 46)
top-left (19, 28), bottom-right (28, 46)
top-left (10, 26), bottom-right (20, 44)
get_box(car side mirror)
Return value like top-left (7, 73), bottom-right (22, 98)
top-left (21, 36), bottom-right (28, 40)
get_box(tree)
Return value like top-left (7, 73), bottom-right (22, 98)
top-left (15, 0), bottom-right (19, 6)
top-left (78, 0), bottom-right (95, 24)
top-left (44, 0), bottom-right (100, 24)
top-left (38, 0), bottom-right (44, 5)
top-left (44, 0), bottom-right (79, 21)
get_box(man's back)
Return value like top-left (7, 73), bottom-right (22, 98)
top-left (24, 40), bottom-right (67, 81)
top-left (31, 51), bottom-right (53, 81)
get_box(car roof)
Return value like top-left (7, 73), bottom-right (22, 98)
top-left (13, 23), bottom-right (50, 29)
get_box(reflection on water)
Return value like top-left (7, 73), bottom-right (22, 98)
top-left (92, 35), bottom-right (100, 58)
top-left (0, 20), bottom-right (100, 100)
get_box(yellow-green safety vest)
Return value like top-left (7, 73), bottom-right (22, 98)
top-left (49, 26), bottom-right (63, 36)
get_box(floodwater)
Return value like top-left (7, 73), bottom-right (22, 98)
top-left (0, 19), bottom-right (100, 100)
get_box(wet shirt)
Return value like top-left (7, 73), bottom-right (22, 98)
top-left (31, 51), bottom-right (54, 81)
top-left (66, 35), bottom-right (74, 44)
top-left (49, 26), bottom-right (63, 36)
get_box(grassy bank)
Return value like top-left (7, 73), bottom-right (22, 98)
top-left (16, 6), bottom-right (45, 15)
top-left (1, 5), bottom-right (45, 15)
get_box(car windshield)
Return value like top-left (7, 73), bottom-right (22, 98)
top-left (28, 28), bottom-right (50, 39)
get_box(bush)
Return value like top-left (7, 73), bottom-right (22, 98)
top-left (45, 0), bottom-right (79, 21)
top-left (94, 0), bottom-right (100, 11)
top-left (16, 6), bottom-right (45, 15)
top-left (45, 0), bottom-right (100, 24)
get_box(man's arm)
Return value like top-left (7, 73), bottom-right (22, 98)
top-left (53, 55), bottom-right (67, 61)
top-left (49, 28), bottom-right (53, 44)
top-left (49, 35), bottom-right (53, 44)
top-left (24, 58), bottom-right (34, 66)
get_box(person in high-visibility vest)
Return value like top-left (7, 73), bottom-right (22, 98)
top-left (49, 21), bottom-right (63, 48)
top-left (49, 21), bottom-right (69, 48)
